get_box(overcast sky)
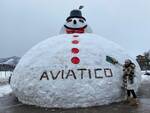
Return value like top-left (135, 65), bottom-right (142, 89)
top-left (0, 0), bottom-right (150, 58)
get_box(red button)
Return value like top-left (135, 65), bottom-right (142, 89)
top-left (71, 57), bottom-right (80, 64)
top-left (71, 48), bottom-right (79, 54)
top-left (72, 40), bottom-right (79, 44)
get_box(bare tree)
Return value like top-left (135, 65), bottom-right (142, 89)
top-left (143, 50), bottom-right (150, 73)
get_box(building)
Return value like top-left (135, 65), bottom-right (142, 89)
top-left (0, 64), bottom-right (15, 83)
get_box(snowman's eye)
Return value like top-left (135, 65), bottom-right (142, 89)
top-left (67, 19), bottom-right (72, 22)
top-left (79, 19), bottom-right (84, 23)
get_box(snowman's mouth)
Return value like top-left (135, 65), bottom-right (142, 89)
top-left (64, 25), bottom-right (87, 30)
top-left (64, 25), bottom-right (87, 34)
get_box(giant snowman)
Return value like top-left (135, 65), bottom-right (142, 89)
top-left (10, 7), bottom-right (141, 108)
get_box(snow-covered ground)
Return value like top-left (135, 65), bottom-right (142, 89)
top-left (141, 75), bottom-right (150, 82)
top-left (0, 84), bottom-right (12, 97)
top-left (141, 70), bottom-right (150, 74)
top-left (141, 70), bottom-right (150, 82)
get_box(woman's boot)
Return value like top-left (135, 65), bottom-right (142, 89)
top-left (124, 97), bottom-right (131, 104)
top-left (129, 98), bottom-right (139, 106)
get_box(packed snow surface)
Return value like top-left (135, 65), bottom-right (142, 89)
top-left (0, 85), bottom-right (12, 97)
top-left (141, 75), bottom-right (150, 82)
top-left (10, 33), bottom-right (141, 108)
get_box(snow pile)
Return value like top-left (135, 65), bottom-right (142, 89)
top-left (0, 85), bottom-right (12, 97)
top-left (10, 33), bottom-right (141, 108)
top-left (141, 71), bottom-right (150, 82)
top-left (141, 71), bottom-right (150, 75)
top-left (141, 75), bottom-right (150, 82)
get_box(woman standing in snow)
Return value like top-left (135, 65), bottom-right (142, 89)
top-left (123, 59), bottom-right (139, 106)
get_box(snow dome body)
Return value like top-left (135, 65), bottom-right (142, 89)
top-left (10, 33), bottom-right (141, 108)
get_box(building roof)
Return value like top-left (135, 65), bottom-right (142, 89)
top-left (0, 64), bottom-right (15, 71)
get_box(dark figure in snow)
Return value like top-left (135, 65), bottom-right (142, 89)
top-left (8, 74), bottom-right (12, 84)
top-left (123, 59), bottom-right (138, 106)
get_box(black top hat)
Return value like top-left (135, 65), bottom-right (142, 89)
top-left (66, 9), bottom-right (86, 21)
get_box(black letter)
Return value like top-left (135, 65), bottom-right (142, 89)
top-left (77, 68), bottom-right (87, 79)
top-left (40, 71), bottom-right (49, 80)
top-left (104, 68), bottom-right (113, 77)
top-left (61, 70), bottom-right (64, 79)
top-left (66, 70), bottom-right (77, 79)
top-left (50, 71), bottom-right (61, 80)
top-left (94, 68), bottom-right (103, 78)
top-left (88, 69), bottom-right (92, 79)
